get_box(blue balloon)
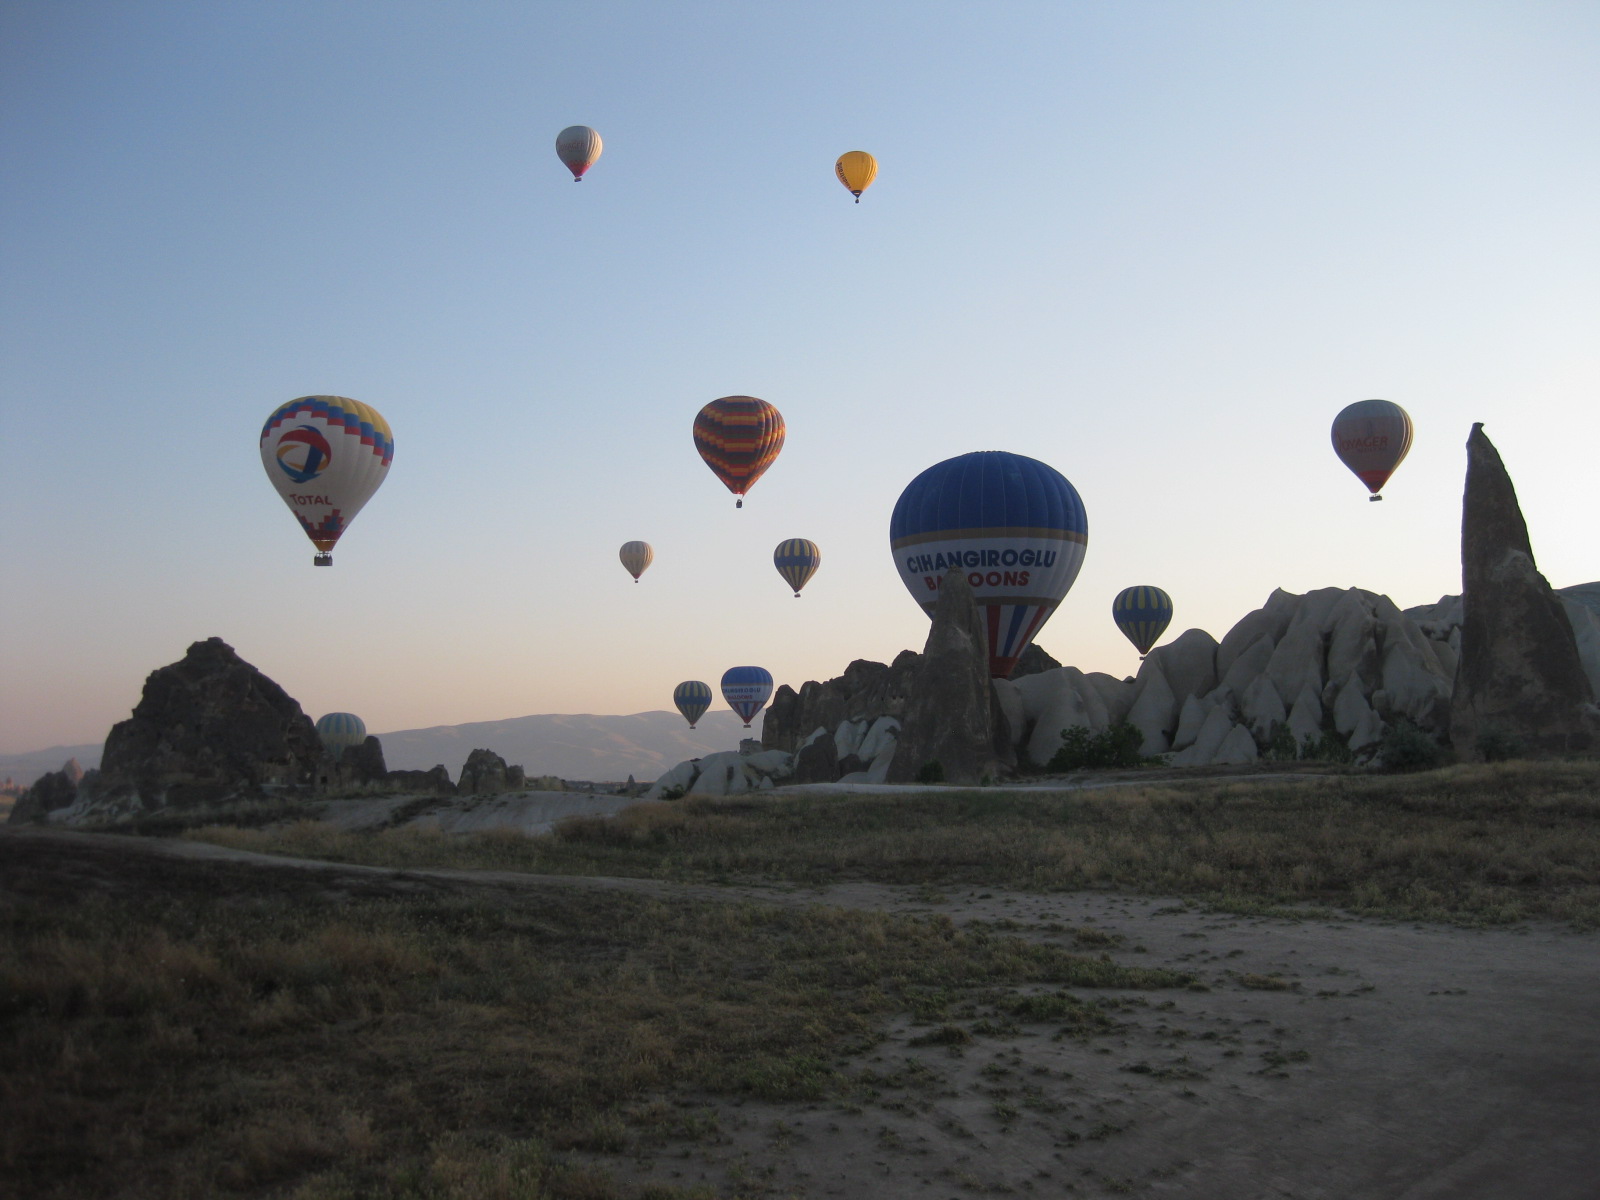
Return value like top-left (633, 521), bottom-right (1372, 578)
top-left (1112, 586), bottom-right (1174, 657)
top-left (673, 680), bottom-right (713, 728)
top-left (720, 666), bottom-right (774, 728)
top-left (890, 451), bottom-right (1088, 677)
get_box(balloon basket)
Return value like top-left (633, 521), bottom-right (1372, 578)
top-left (1369, 495), bottom-right (1383, 502)
top-left (736, 499), bottom-right (743, 508)
top-left (314, 552), bottom-right (332, 567)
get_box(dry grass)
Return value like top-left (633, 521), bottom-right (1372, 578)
top-left (194, 760), bottom-right (1600, 927)
top-left (0, 833), bottom-right (1190, 1200)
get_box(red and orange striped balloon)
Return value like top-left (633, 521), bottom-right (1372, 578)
top-left (692, 396), bottom-right (785, 508)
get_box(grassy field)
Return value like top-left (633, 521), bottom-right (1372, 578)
top-left (194, 761), bottom-right (1600, 927)
top-left (7, 760), bottom-right (1599, 1198)
top-left (0, 832), bottom-right (1190, 1200)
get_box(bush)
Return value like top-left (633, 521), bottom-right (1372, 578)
top-left (1377, 719), bottom-right (1444, 773)
top-left (1478, 730), bottom-right (1526, 763)
top-left (1046, 722), bottom-right (1147, 771)
top-left (658, 784), bottom-right (687, 801)
top-left (1266, 724), bottom-right (1299, 762)
top-left (1299, 730), bottom-right (1353, 764)
top-left (916, 761), bottom-right (946, 784)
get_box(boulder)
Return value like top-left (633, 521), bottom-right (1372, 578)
top-left (1448, 424), bottom-right (1595, 757)
top-left (686, 751), bottom-right (751, 797)
top-left (856, 716), bottom-right (901, 766)
top-left (887, 568), bottom-right (1006, 784)
top-left (834, 718), bottom-right (868, 761)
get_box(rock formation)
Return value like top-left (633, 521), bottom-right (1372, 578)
top-left (762, 653), bottom-right (920, 754)
top-left (8, 760), bottom-right (83, 824)
top-left (887, 568), bottom-right (1007, 784)
top-left (457, 749), bottom-right (527, 795)
top-left (1447, 424), bottom-right (1596, 757)
top-left (75, 637), bottom-right (327, 818)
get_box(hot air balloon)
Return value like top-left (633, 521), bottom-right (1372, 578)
top-left (260, 396), bottom-right (393, 566)
top-left (835, 151), bottom-right (877, 203)
top-left (720, 666), bottom-right (773, 728)
top-left (556, 125), bottom-right (602, 180)
top-left (1331, 399), bottom-right (1413, 501)
top-left (890, 451), bottom-right (1088, 678)
top-left (1112, 586), bottom-right (1173, 659)
top-left (316, 712), bottom-right (367, 760)
top-left (774, 539), bottom-right (821, 597)
top-left (673, 680), bottom-right (712, 729)
top-left (619, 540), bottom-right (654, 582)
top-left (692, 396), bottom-right (785, 508)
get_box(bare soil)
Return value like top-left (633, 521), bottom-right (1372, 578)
top-left (5, 827), bottom-right (1598, 1199)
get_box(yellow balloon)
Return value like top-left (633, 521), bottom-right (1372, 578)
top-left (835, 151), bottom-right (877, 203)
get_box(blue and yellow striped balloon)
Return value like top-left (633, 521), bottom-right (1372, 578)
top-left (1111, 586), bottom-right (1174, 658)
top-left (673, 681), bottom-right (712, 729)
top-left (773, 539), bottom-right (821, 597)
top-left (315, 712), bottom-right (367, 760)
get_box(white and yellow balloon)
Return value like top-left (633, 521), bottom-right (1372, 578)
top-left (260, 396), bottom-right (393, 566)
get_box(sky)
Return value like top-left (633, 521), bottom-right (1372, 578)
top-left (2, 0), bottom-right (1596, 754)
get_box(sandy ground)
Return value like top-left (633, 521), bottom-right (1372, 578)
top-left (7, 828), bottom-right (1598, 1199)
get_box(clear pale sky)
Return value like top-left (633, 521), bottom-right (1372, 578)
top-left (2, 1), bottom-right (1595, 754)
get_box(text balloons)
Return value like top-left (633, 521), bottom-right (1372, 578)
top-left (720, 666), bottom-right (773, 728)
top-left (260, 396), bottom-right (393, 566)
top-left (774, 539), bottom-right (821, 597)
top-left (1112, 586), bottom-right (1174, 658)
top-left (619, 540), bottom-right (653, 582)
top-left (835, 151), bottom-right (877, 203)
top-left (315, 712), bottom-right (367, 760)
top-left (890, 451), bottom-right (1088, 677)
top-left (693, 396), bottom-right (785, 508)
top-left (1331, 399), bottom-right (1413, 501)
top-left (673, 681), bottom-right (712, 729)
top-left (556, 125), bottom-right (602, 180)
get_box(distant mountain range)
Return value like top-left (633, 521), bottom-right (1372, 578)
top-left (0, 711), bottom-right (751, 789)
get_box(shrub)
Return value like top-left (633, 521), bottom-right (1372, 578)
top-left (916, 760), bottom-right (946, 784)
top-left (1266, 724), bottom-right (1299, 762)
top-left (1046, 722), bottom-right (1147, 771)
top-left (1478, 729), bottom-right (1526, 763)
top-left (1299, 730), bottom-right (1353, 764)
top-left (658, 784), bottom-right (687, 801)
top-left (1376, 719), bottom-right (1444, 773)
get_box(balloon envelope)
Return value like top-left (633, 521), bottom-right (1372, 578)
top-left (619, 540), bottom-right (654, 581)
top-left (1331, 399), bottom-right (1413, 500)
top-left (556, 125), bottom-right (602, 180)
top-left (1112, 586), bottom-right (1174, 657)
top-left (774, 538), bottom-right (821, 596)
top-left (260, 396), bottom-right (393, 565)
top-left (316, 712), bottom-right (367, 760)
top-left (673, 680), bottom-right (712, 729)
top-left (693, 396), bottom-right (785, 506)
top-left (835, 151), bottom-right (877, 201)
top-left (890, 451), bottom-right (1088, 677)
top-left (720, 666), bottom-right (773, 728)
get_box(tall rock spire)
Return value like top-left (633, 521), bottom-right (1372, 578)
top-left (1448, 424), bottom-right (1595, 758)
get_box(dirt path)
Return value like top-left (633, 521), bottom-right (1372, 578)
top-left (8, 828), bottom-right (1598, 1199)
